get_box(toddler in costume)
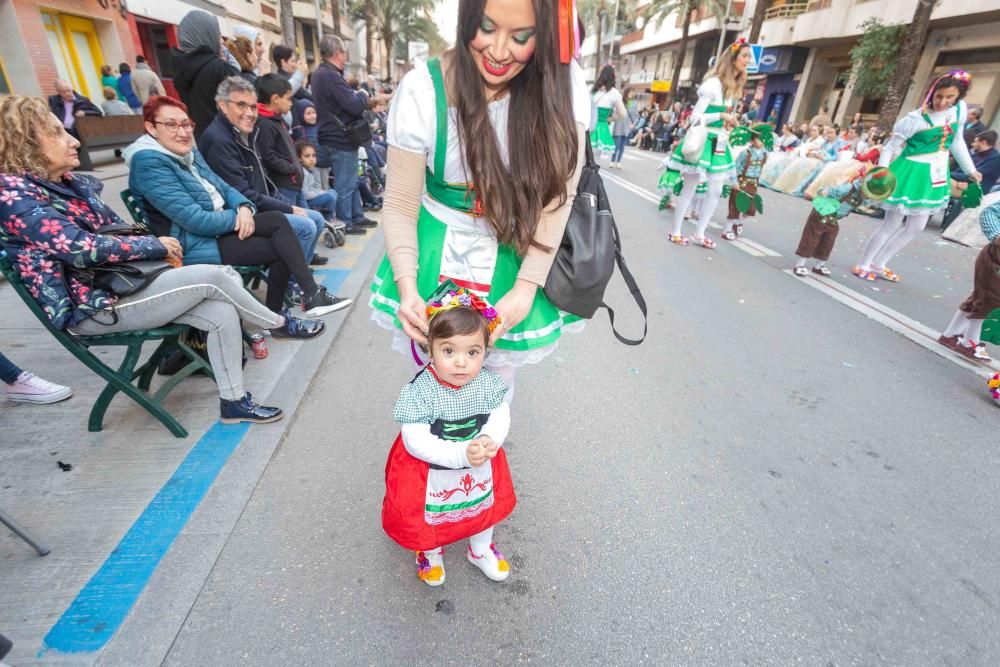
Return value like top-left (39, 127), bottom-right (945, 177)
top-left (382, 282), bottom-right (515, 586)
top-left (721, 123), bottom-right (771, 241)
top-left (793, 166), bottom-right (896, 276)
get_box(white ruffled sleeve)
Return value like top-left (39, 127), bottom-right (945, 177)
top-left (879, 111), bottom-right (921, 168)
top-left (386, 61), bottom-right (436, 155)
top-left (570, 59), bottom-right (592, 128)
top-left (690, 78), bottom-right (723, 126)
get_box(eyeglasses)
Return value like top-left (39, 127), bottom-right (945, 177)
top-left (225, 100), bottom-right (257, 115)
top-left (153, 120), bottom-right (196, 133)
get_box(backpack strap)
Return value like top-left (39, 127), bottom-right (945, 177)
top-left (601, 216), bottom-right (647, 346)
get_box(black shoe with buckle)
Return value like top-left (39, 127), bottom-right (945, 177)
top-left (270, 308), bottom-right (326, 339)
top-left (303, 286), bottom-right (352, 317)
top-left (310, 253), bottom-right (330, 266)
top-left (220, 392), bottom-right (283, 424)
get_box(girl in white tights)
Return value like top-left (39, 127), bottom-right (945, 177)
top-left (854, 70), bottom-right (982, 282)
top-left (665, 40), bottom-right (751, 248)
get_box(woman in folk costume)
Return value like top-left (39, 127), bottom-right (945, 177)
top-left (761, 124), bottom-right (821, 190)
top-left (666, 38), bottom-right (751, 248)
top-left (369, 0), bottom-right (590, 396)
top-left (854, 71), bottom-right (982, 282)
top-left (591, 64), bottom-right (628, 164)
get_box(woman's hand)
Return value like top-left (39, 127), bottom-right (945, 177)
top-left (157, 236), bottom-right (183, 262)
top-left (396, 276), bottom-right (429, 346)
top-left (969, 169), bottom-right (983, 184)
top-left (490, 279), bottom-right (537, 346)
top-left (235, 207), bottom-right (255, 240)
top-left (721, 112), bottom-right (737, 124)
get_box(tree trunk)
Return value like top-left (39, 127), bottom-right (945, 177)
top-left (668, 4), bottom-right (693, 105)
top-left (332, 0), bottom-right (342, 37)
top-left (748, 0), bottom-right (768, 44)
top-left (384, 28), bottom-right (394, 79)
top-left (280, 0), bottom-right (296, 47)
top-left (877, 0), bottom-right (937, 132)
top-left (365, 0), bottom-right (374, 73)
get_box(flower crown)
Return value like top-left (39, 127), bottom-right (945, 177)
top-left (425, 280), bottom-right (502, 335)
top-left (989, 373), bottom-right (1000, 402)
top-left (729, 38), bottom-right (748, 56)
top-left (922, 69), bottom-right (972, 112)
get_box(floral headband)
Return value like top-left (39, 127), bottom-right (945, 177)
top-left (425, 280), bottom-right (502, 335)
top-left (729, 38), bottom-right (748, 56)
top-left (989, 373), bottom-right (1000, 402)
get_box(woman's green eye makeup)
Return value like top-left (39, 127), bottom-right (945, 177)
top-left (478, 17), bottom-right (535, 44)
top-left (513, 30), bottom-right (535, 45)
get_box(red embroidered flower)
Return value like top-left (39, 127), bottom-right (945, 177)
top-left (52, 234), bottom-right (71, 253)
top-left (39, 218), bottom-right (63, 236)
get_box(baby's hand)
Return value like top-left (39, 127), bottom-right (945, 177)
top-left (466, 440), bottom-right (488, 467)
top-left (480, 436), bottom-right (499, 459)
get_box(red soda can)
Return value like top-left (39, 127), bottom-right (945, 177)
top-left (251, 334), bottom-right (268, 359)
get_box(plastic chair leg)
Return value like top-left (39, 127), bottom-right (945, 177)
top-left (0, 508), bottom-right (51, 556)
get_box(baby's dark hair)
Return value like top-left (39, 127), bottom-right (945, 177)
top-left (428, 306), bottom-right (489, 348)
top-left (295, 140), bottom-right (316, 158)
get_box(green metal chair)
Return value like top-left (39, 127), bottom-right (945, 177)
top-left (0, 252), bottom-right (214, 438)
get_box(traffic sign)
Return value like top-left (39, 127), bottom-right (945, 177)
top-left (746, 44), bottom-right (764, 74)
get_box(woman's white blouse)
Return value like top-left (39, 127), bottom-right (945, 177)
top-left (878, 101), bottom-right (975, 174)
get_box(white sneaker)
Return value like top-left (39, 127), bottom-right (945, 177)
top-left (467, 543), bottom-right (511, 582)
top-left (6, 372), bottom-right (72, 404)
top-left (416, 549), bottom-right (445, 586)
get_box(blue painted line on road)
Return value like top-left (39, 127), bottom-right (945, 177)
top-left (41, 421), bottom-right (251, 655)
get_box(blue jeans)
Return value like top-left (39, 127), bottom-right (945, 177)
top-left (307, 189), bottom-right (339, 217)
top-left (279, 188), bottom-right (324, 259)
top-left (331, 148), bottom-right (362, 225)
top-left (0, 351), bottom-right (23, 384)
top-left (612, 135), bottom-right (627, 162)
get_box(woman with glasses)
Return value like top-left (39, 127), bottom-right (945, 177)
top-left (0, 95), bottom-right (327, 424)
top-left (125, 96), bottom-right (349, 318)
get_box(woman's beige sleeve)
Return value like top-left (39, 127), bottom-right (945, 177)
top-left (381, 146), bottom-right (427, 281)
top-left (516, 123), bottom-right (588, 287)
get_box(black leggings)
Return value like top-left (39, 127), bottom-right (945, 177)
top-left (217, 211), bottom-right (317, 311)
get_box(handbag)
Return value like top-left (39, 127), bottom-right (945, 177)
top-left (543, 132), bottom-right (647, 345)
top-left (325, 65), bottom-right (373, 147)
top-left (681, 120), bottom-right (708, 163)
top-left (75, 260), bottom-right (173, 297)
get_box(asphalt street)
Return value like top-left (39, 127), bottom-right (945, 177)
top-left (155, 148), bottom-right (999, 665)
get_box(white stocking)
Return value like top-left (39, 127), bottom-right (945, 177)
top-left (694, 178), bottom-right (725, 239)
top-left (469, 526), bottom-right (494, 556)
top-left (964, 318), bottom-right (985, 345)
top-left (858, 209), bottom-right (906, 270)
top-left (672, 172), bottom-right (702, 237)
top-left (943, 310), bottom-right (970, 338)
top-left (872, 212), bottom-right (931, 269)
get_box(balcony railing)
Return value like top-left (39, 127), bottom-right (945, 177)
top-left (764, 0), bottom-right (809, 20)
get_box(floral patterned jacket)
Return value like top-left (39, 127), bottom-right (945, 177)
top-left (0, 171), bottom-right (166, 330)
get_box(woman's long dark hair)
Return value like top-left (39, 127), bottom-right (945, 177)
top-left (451, 0), bottom-right (579, 256)
top-left (592, 65), bottom-right (615, 93)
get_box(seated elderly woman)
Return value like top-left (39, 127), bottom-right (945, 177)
top-left (123, 96), bottom-right (348, 317)
top-left (0, 95), bottom-right (327, 424)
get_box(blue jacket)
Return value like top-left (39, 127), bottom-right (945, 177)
top-left (124, 135), bottom-right (253, 265)
top-left (198, 111), bottom-right (294, 214)
top-left (311, 61), bottom-right (367, 151)
top-left (951, 147), bottom-right (1000, 195)
top-left (117, 72), bottom-right (142, 109)
top-left (0, 171), bottom-right (165, 329)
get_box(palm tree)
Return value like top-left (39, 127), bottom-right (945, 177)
top-left (349, 0), bottom-right (377, 73)
top-left (579, 0), bottom-right (638, 79)
top-left (280, 0), bottom-right (296, 47)
top-left (877, 0), bottom-right (938, 132)
top-left (646, 0), bottom-right (728, 104)
top-left (748, 0), bottom-right (768, 44)
top-left (371, 0), bottom-right (438, 79)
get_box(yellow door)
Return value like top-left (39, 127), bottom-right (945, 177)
top-left (41, 11), bottom-right (106, 101)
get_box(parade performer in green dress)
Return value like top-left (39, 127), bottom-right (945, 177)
top-left (370, 0), bottom-right (590, 398)
top-left (666, 38), bottom-right (750, 249)
top-left (854, 71), bottom-right (982, 282)
top-left (591, 64), bottom-right (626, 161)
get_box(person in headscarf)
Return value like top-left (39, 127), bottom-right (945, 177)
top-left (172, 10), bottom-right (238, 140)
top-left (233, 25), bottom-right (269, 76)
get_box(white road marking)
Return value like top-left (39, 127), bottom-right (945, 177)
top-left (623, 150), bottom-right (665, 163)
top-left (601, 170), bottom-right (661, 205)
top-left (787, 270), bottom-right (1000, 376)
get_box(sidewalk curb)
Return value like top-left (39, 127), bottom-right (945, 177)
top-left (92, 230), bottom-right (386, 667)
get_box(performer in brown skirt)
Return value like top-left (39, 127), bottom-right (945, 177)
top-left (938, 200), bottom-right (1000, 363)
top-left (722, 123), bottom-right (771, 241)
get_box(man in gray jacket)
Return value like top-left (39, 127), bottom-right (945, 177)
top-left (131, 55), bottom-right (166, 104)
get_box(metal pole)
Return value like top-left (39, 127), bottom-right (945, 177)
top-left (315, 0), bottom-right (324, 42)
top-left (714, 0), bottom-right (734, 65)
